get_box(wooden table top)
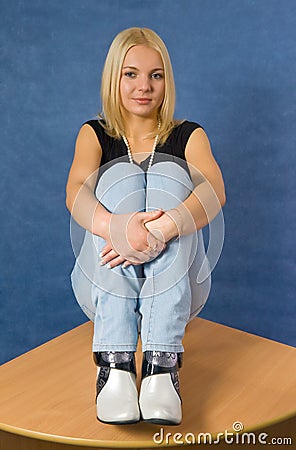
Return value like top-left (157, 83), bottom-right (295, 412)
top-left (0, 318), bottom-right (295, 448)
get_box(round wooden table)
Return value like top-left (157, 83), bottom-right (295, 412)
top-left (1, 318), bottom-right (295, 449)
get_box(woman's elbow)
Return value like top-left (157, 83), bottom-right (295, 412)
top-left (65, 194), bottom-right (72, 213)
top-left (65, 182), bottom-right (74, 213)
top-left (219, 188), bottom-right (226, 208)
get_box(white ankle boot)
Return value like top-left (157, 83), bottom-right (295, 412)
top-left (139, 351), bottom-right (182, 425)
top-left (94, 352), bottom-right (140, 424)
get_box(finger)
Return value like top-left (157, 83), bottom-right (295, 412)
top-left (122, 261), bottom-right (132, 268)
top-left (123, 260), bottom-right (143, 268)
top-left (106, 256), bottom-right (126, 269)
top-left (100, 249), bottom-right (119, 265)
top-left (144, 244), bottom-right (165, 261)
top-left (100, 247), bottom-right (114, 260)
top-left (99, 243), bottom-right (113, 258)
top-left (141, 209), bottom-right (163, 224)
top-left (147, 232), bottom-right (166, 252)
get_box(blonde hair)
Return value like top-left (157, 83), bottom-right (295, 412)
top-left (99, 27), bottom-right (178, 145)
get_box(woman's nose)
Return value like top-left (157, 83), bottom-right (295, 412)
top-left (137, 75), bottom-right (152, 92)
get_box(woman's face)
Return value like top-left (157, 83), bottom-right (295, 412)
top-left (119, 45), bottom-right (165, 120)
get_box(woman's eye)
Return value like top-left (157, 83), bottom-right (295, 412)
top-left (151, 73), bottom-right (163, 79)
top-left (124, 72), bottom-right (136, 78)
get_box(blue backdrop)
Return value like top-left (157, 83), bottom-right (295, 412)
top-left (1, 0), bottom-right (295, 364)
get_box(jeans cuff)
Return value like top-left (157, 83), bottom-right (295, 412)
top-left (92, 344), bottom-right (137, 352)
top-left (142, 343), bottom-right (184, 353)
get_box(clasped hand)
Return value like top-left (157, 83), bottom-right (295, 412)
top-left (100, 209), bottom-right (166, 268)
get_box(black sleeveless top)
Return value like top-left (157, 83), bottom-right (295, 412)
top-left (84, 119), bottom-right (202, 173)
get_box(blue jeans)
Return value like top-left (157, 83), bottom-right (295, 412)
top-left (71, 160), bottom-right (211, 353)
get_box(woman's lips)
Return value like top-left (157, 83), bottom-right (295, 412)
top-left (133, 98), bottom-right (152, 105)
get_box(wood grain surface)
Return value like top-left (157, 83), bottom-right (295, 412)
top-left (0, 318), bottom-right (295, 448)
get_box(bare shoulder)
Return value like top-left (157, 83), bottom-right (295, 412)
top-left (185, 128), bottom-right (214, 165)
top-left (185, 127), bottom-right (213, 159)
top-left (184, 126), bottom-right (226, 206)
top-left (73, 123), bottom-right (102, 167)
top-left (66, 123), bottom-right (103, 191)
top-left (76, 123), bottom-right (102, 153)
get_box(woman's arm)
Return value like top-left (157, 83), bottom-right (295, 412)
top-left (181, 127), bottom-right (226, 232)
top-left (66, 124), bottom-right (111, 237)
top-left (145, 128), bottom-right (226, 239)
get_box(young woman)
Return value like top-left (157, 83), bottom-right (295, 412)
top-left (66, 27), bottom-right (226, 425)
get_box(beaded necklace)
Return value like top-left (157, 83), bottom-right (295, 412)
top-left (122, 122), bottom-right (160, 171)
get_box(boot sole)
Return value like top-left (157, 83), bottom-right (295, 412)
top-left (97, 416), bottom-right (140, 425)
top-left (141, 417), bottom-right (181, 426)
